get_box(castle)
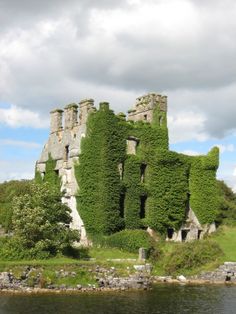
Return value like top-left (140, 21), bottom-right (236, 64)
top-left (36, 93), bottom-right (219, 244)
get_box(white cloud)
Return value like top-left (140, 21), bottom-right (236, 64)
top-left (0, 0), bottom-right (235, 139)
top-left (215, 144), bottom-right (235, 154)
top-left (180, 150), bottom-right (200, 156)
top-left (0, 139), bottom-right (41, 149)
top-left (168, 111), bottom-right (208, 144)
top-left (0, 160), bottom-right (35, 183)
top-left (0, 105), bottom-right (49, 128)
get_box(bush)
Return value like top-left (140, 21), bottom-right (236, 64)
top-left (0, 180), bottom-right (32, 231)
top-left (0, 237), bottom-right (51, 260)
top-left (0, 182), bottom-right (80, 260)
top-left (101, 230), bottom-right (154, 253)
top-left (164, 240), bottom-right (223, 275)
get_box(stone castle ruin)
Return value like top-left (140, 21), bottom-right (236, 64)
top-left (36, 93), bottom-right (219, 244)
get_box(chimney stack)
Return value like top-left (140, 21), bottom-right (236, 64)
top-left (64, 103), bottom-right (78, 129)
top-left (50, 109), bottom-right (63, 134)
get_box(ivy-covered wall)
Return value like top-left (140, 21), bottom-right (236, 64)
top-left (189, 147), bottom-right (219, 224)
top-left (31, 96), bottom-right (219, 239)
top-left (74, 100), bottom-right (219, 238)
top-left (75, 103), bottom-right (126, 236)
top-left (35, 155), bottom-right (60, 190)
top-left (145, 151), bottom-right (190, 234)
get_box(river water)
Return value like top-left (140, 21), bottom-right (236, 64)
top-left (0, 284), bottom-right (236, 314)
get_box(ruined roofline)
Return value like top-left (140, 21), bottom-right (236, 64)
top-left (50, 99), bottom-right (96, 134)
top-left (50, 92), bottom-right (167, 133)
top-left (127, 92), bottom-right (168, 123)
top-left (64, 103), bottom-right (78, 110)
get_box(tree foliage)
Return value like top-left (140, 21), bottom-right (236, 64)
top-left (0, 180), bottom-right (32, 231)
top-left (10, 182), bottom-right (79, 258)
top-left (216, 180), bottom-right (236, 225)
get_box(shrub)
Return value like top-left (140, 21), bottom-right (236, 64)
top-left (0, 180), bottom-right (32, 231)
top-left (102, 229), bottom-right (154, 253)
top-left (2, 182), bottom-right (80, 260)
top-left (0, 237), bottom-right (51, 260)
top-left (164, 240), bottom-right (223, 275)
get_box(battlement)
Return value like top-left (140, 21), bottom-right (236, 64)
top-left (128, 93), bottom-right (167, 124)
top-left (50, 99), bottom-right (96, 133)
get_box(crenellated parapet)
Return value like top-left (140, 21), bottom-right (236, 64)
top-left (64, 103), bottom-right (78, 129)
top-left (50, 99), bottom-right (96, 134)
top-left (128, 93), bottom-right (167, 124)
top-left (50, 109), bottom-right (64, 134)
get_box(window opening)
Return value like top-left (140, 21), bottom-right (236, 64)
top-left (54, 169), bottom-right (59, 176)
top-left (159, 116), bottom-right (163, 126)
top-left (65, 145), bottom-right (69, 161)
top-left (140, 195), bottom-right (147, 219)
top-left (167, 228), bottom-right (174, 240)
top-left (119, 194), bottom-right (125, 218)
top-left (118, 163), bottom-right (124, 180)
top-left (140, 164), bottom-right (147, 183)
top-left (144, 114), bottom-right (147, 121)
top-left (197, 230), bottom-right (202, 240)
top-left (181, 229), bottom-right (189, 242)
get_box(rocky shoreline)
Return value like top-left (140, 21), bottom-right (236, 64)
top-left (1, 262), bottom-right (236, 295)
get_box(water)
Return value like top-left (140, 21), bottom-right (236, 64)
top-left (0, 285), bottom-right (236, 314)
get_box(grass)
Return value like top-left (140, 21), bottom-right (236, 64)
top-left (0, 247), bottom-right (139, 287)
top-left (89, 247), bottom-right (137, 260)
top-left (211, 225), bottom-right (236, 262)
top-left (1, 226), bottom-right (235, 282)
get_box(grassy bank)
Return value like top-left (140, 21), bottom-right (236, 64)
top-left (0, 226), bottom-right (236, 285)
top-left (0, 247), bottom-right (139, 288)
top-left (212, 226), bottom-right (236, 261)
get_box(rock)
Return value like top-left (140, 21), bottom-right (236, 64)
top-left (177, 275), bottom-right (187, 282)
top-left (0, 272), bottom-right (10, 286)
top-left (134, 265), bottom-right (146, 272)
top-left (76, 285), bottom-right (82, 290)
top-left (138, 248), bottom-right (147, 262)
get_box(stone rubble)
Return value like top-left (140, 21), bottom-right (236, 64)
top-left (189, 262), bottom-right (236, 283)
top-left (0, 264), bottom-right (152, 293)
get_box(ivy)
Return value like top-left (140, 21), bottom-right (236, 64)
top-left (35, 154), bottom-right (60, 190)
top-left (189, 147), bottom-right (220, 224)
top-left (146, 151), bottom-right (190, 233)
top-left (72, 100), bottom-right (219, 238)
top-left (75, 103), bottom-right (126, 236)
top-left (123, 155), bottom-right (144, 229)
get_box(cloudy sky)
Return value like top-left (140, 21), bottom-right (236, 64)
top-left (0, 0), bottom-right (236, 189)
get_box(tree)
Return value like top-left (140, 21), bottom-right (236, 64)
top-left (0, 179), bottom-right (32, 231)
top-left (216, 180), bottom-right (236, 226)
top-left (11, 182), bottom-right (79, 256)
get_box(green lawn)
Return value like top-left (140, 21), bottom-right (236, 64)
top-left (0, 247), bottom-right (138, 269)
top-left (212, 226), bottom-right (236, 262)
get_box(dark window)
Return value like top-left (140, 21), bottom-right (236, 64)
top-left (197, 230), bottom-right (202, 240)
top-left (54, 169), bottom-right (59, 176)
top-left (167, 228), bottom-right (174, 240)
top-left (140, 195), bottom-right (147, 219)
top-left (119, 194), bottom-right (125, 218)
top-left (65, 145), bottom-right (69, 161)
top-left (140, 164), bottom-right (147, 183)
top-left (144, 114), bottom-right (147, 121)
top-left (181, 229), bottom-right (189, 242)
